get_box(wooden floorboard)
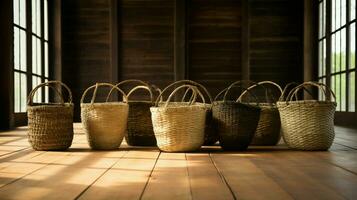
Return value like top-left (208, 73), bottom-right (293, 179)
top-left (0, 124), bottom-right (356, 200)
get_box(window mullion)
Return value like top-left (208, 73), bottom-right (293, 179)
top-left (41, 0), bottom-right (45, 102)
top-left (326, 0), bottom-right (332, 88)
top-left (346, 0), bottom-right (350, 111)
top-left (26, 0), bottom-right (32, 101)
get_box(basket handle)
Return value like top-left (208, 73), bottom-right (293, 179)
top-left (237, 81), bottom-right (282, 103)
top-left (27, 80), bottom-right (72, 105)
top-left (151, 84), bottom-right (163, 103)
top-left (279, 82), bottom-right (299, 101)
top-left (213, 80), bottom-right (255, 101)
top-left (106, 79), bottom-right (151, 101)
top-left (222, 80), bottom-right (259, 103)
top-left (81, 83), bottom-right (128, 104)
top-left (159, 80), bottom-right (213, 103)
top-left (126, 85), bottom-right (154, 103)
top-left (286, 82), bottom-right (336, 102)
top-left (163, 85), bottom-right (205, 108)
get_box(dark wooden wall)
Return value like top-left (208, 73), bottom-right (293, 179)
top-left (61, 0), bottom-right (304, 120)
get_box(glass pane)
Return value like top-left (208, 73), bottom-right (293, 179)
top-left (44, 0), bottom-right (48, 40)
top-left (323, 39), bottom-right (326, 75)
top-left (331, 33), bottom-right (336, 73)
top-left (14, 72), bottom-right (20, 113)
top-left (332, 0), bottom-right (335, 31)
top-left (349, 72), bottom-right (355, 111)
top-left (336, 31), bottom-right (341, 72)
top-left (19, 0), bottom-right (26, 28)
top-left (37, 38), bottom-right (42, 75)
top-left (14, 0), bottom-right (19, 25)
top-left (14, 27), bottom-right (20, 70)
top-left (351, 23), bottom-right (356, 69)
top-left (45, 42), bottom-right (48, 77)
top-left (341, 28), bottom-right (346, 71)
top-left (341, 73), bottom-right (346, 111)
top-left (319, 2), bottom-right (323, 39)
top-left (32, 76), bottom-right (42, 103)
top-left (319, 41), bottom-right (323, 77)
top-left (32, 0), bottom-right (36, 35)
top-left (37, 0), bottom-right (41, 36)
top-left (351, 0), bottom-right (356, 21)
top-left (20, 73), bottom-right (27, 112)
top-left (336, 74), bottom-right (341, 111)
top-left (336, 0), bottom-right (341, 30)
top-left (20, 30), bottom-right (27, 71)
top-left (341, 0), bottom-right (346, 26)
top-left (45, 79), bottom-right (49, 103)
top-left (32, 36), bottom-right (37, 74)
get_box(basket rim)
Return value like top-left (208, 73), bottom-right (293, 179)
top-left (81, 102), bottom-right (128, 107)
top-left (27, 102), bottom-right (73, 109)
top-left (150, 104), bottom-right (207, 111)
top-left (277, 100), bottom-right (337, 105)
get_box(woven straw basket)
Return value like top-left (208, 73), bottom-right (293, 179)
top-left (81, 83), bottom-right (129, 150)
top-left (213, 81), bottom-right (261, 150)
top-left (151, 84), bottom-right (206, 152)
top-left (107, 80), bottom-right (156, 146)
top-left (277, 82), bottom-right (336, 150)
top-left (237, 81), bottom-right (282, 146)
top-left (27, 81), bottom-right (74, 151)
top-left (161, 80), bottom-right (218, 145)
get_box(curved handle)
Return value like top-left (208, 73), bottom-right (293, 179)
top-left (106, 79), bottom-right (151, 101)
top-left (151, 84), bottom-right (163, 103)
top-left (126, 85), bottom-right (154, 103)
top-left (163, 85), bottom-right (205, 108)
top-left (81, 83), bottom-right (128, 104)
top-left (237, 81), bottom-right (282, 103)
top-left (286, 82), bottom-right (336, 102)
top-left (222, 80), bottom-right (258, 102)
top-left (27, 80), bottom-right (72, 105)
top-left (158, 80), bottom-right (213, 103)
top-left (279, 82), bottom-right (299, 101)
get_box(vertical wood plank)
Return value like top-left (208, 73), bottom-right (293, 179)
top-left (241, 0), bottom-right (250, 81)
top-left (174, 0), bottom-right (187, 81)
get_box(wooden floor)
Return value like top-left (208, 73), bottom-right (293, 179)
top-left (0, 124), bottom-right (357, 200)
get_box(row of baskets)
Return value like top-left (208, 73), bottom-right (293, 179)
top-left (27, 80), bottom-right (336, 152)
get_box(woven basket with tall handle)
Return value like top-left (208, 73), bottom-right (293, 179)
top-left (151, 84), bottom-right (206, 152)
top-left (107, 80), bottom-right (156, 146)
top-left (237, 81), bottom-right (282, 146)
top-left (277, 82), bottom-right (336, 150)
top-left (158, 80), bottom-right (217, 145)
top-left (213, 81), bottom-right (261, 151)
top-left (81, 83), bottom-right (129, 150)
top-left (27, 81), bottom-right (74, 150)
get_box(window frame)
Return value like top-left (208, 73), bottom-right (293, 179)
top-left (318, 0), bottom-right (357, 112)
top-left (13, 0), bottom-right (51, 126)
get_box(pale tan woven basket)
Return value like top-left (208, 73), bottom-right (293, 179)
top-left (107, 80), bottom-right (156, 146)
top-left (151, 84), bottom-right (206, 152)
top-left (277, 82), bottom-right (336, 150)
top-left (81, 83), bottom-right (129, 150)
top-left (238, 81), bottom-right (283, 146)
top-left (27, 81), bottom-right (74, 151)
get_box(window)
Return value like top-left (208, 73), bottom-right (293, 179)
top-left (13, 0), bottom-right (49, 114)
top-left (318, 0), bottom-right (356, 112)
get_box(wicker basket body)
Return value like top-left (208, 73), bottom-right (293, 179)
top-left (151, 84), bottom-right (206, 152)
top-left (212, 101), bottom-right (260, 150)
top-left (108, 81), bottom-right (157, 146)
top-left (277, 82), bottom-right (336, 150)
top-left (81, 102), bottom-right (128, 150)
top-left (125, 101), bottom-right (156, 146)
top-left (151, 105), bottom-right (206, 152)
top-left (27, 81), bottom-right (74, 151)
top-left (81, 83), bottom-right (129, 150)
top-left (238, 81), bottom-right (283, 146)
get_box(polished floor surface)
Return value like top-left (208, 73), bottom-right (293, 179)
top-left (0, 124), bottom-right (356, 200)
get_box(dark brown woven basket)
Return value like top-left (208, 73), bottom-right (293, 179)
top-left (108, 80), bottom-right (156, 146)
top-left (160, 80), bottom-right (218, 146)
top-left (212, 81), bottom-right (261, 150)
top-left (27, 81), bottom-right (74, 151)
top-left (237, 81), bottom-right (283, 146)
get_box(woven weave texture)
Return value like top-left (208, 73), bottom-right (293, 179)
top-left (277, 100), bottom-right (336, 150)
top-left (81, 103), bottom-right (128, 150)
top-left (27, 104), bottom-right (74, 150)
top-left (212, 101), bottom-right (261, 150)
top-left (151, 106), bottom-right (206, 152)
top-left (125, 101), bottom-right (156, 146)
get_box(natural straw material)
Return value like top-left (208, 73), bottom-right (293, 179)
top-left (213, 81), bottom-right (261, 150)
top-left (107, 80), bottom-right (156, 146)
top-left (238, 81), bottom-right (282, 146)
top-left (277, 82), bottom-right (336, 150)
top-left (27, 81), bottom-right (74, 151)
top-left (151, 84), bottom-right (206, 152)
top-left (81, 83), bottom-right (129, 150)
top-left (161, 80), bottom-right (218, 145)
